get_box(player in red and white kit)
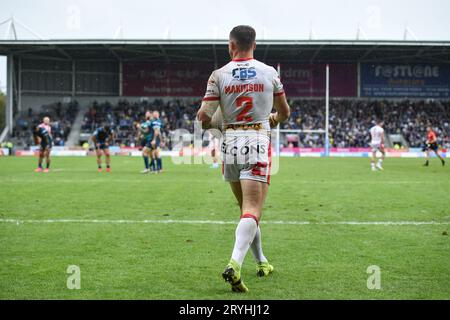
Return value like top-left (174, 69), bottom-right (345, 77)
top-left (197, 25), bottom-right (290, 293)
top-left (369, 120), bottom-right (385, 171)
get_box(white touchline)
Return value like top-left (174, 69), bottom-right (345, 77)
top-left (0, 180), bottom-right (445, 184)
top-left (0, 218), bottom-right (449, 226)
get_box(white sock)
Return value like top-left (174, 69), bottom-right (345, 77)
top-left (378, 159), bottom-right (383, 165)
top-left (250, 226), bottom-right (268, 263)
top-left (231, 217), bottom-right (258, 266)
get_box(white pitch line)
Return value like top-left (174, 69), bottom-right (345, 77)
top-left (0, 218), bottom-right (448, 226)
top-left (0, 180), bottom-right (446, 184)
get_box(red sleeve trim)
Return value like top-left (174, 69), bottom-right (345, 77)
top-left (202, 96), bottom-right (220, 101)
top-left (274, 91), bottom-right (285, 97)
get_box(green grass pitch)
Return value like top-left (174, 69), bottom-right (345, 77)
top-left (0, 156), bottom-right (449, 299)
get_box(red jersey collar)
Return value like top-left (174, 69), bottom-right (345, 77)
top-left (232, 57), bottom-right (254, 62)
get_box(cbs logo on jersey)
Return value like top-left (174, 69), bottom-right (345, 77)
top-left (232, 67), bottom-right (257, 80)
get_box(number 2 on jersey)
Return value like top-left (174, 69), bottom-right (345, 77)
top-left (236, 96), bottom-right (253, 122)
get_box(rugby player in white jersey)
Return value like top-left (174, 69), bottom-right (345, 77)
top-left (369, 120), bottom-right (385, 171)
top-left (197, 25), bottom-right (290, 292)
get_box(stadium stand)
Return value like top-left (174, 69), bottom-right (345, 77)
top-left (12, 101), bottom-right (79, 147)
top-left (9, 98), bottom-right (450, 149)
top-left (80, 99), bottom-right (200, 148)
top-left (283, 99), bottom-right (450, 148)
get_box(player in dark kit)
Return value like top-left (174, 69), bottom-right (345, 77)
top-left (423, 126), bottom-right (445, 166)
top-left (92, 125), bottom-right (114, 172)
top-left (33, 125), bottom-right (52, 173)
top-left (150, 110), bottom-right (163, 173)
top-left (138, 110), bottom-right (153, 173)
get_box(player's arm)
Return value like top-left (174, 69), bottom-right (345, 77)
top-left (151, 127), bottom-right (161, 146)
top-left (197, 100), bottom-right (220, 129)
top-left (91, 134), bottom-right (99, 148)
top-left (107, 132), bottom-right (115, 146)
top-left (33, 133), bottom-right (40, 145)
top-left (160, 132), bottom-right (166, 148)
top-left (197, 71), bottom-right (220, 130)
top-left (270, 93), bottom-right (291, 128)
top-left (269, 69), bottom-right (290, 128)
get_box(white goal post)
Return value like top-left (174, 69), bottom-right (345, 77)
top-left (273, 64), bottom-right (330, 156)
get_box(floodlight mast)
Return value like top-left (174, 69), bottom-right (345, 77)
top-left (1, 16), bottom-right (44, 40)
top-left (0, 16), bottom-right (45, 138)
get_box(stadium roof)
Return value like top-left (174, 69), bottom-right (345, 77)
top-left (0, 39), bottom-right (450, 63)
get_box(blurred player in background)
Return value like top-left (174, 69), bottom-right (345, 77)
top-left (423, 126), bottom-right (445, 166)
top-left (208, 130), bottom-right (220, 169)
top-left (33, 124), bottom-right (52, 172)
top-left (150, 110), bottom-right (163, 173)
top-left (39, 117), bottom-right (52, 137)
top-left (197, 25), bottom-right (290, 292)
top-left (370, 120), bottom-right (385, 171)
top-left (139, 111), bottom-right (153, 173)
top-left (92, 125), bottom-right (114, 172)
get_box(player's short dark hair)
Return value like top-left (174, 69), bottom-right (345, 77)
top-left (229, 25), bottom-right (256, 51)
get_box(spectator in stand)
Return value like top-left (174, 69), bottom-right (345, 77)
top-left (12, 101), bottom-right (78, 148)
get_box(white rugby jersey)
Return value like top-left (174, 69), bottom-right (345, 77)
top-left (202, 58), bottom-right (284, 126)
top-left (370, 125), bottom-right (384, 144)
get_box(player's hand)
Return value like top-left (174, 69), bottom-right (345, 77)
top-left (96, 143), bottom-right (101, 148)
top-left (269, 113), bottom-right (279, 128)
top-left (151, 140), bottom-right (156, 147)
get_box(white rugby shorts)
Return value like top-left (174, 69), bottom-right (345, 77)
top-left (221, 128), bottom-right (272, 184)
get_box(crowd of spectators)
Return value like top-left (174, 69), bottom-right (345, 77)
top-left (283, 99), bottom-right (450, 148)
top-left (12, 101), bottom-right (79, 147)
top-left (81, 99), bottom-right (200, 148)
top-left (10, 98), bottom-right (450, 149)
